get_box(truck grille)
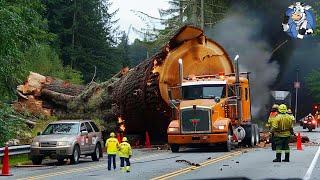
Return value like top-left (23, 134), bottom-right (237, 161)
top-left (40, 141), bottom-right (57, 147)
top-left (181, 107), bottom-right (211, 133)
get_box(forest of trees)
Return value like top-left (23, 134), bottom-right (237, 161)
top-left (0, 0), bottom-right (319, 145)
top-left (0, 0), bottom-right (150, 145)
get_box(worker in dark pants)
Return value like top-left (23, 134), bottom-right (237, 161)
top-left (272, 104), bottom-right (293, 162)
top-left (119, 137), bottom-right (132, 172)
top-left (266, 104), bottom-right (278, 151)
top-left (105, 132), bottom-right (119, 170)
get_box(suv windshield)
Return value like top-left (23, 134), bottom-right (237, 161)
top-left (182, 84), bottom-right (226, 100)
top-left (42, 123), bottom-right (79, 135)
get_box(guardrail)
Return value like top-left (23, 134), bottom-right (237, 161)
top-left (0, 145), bottom-right (30, 157)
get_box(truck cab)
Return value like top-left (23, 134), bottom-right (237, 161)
top-left (167, 60), bottom-right (259, 152)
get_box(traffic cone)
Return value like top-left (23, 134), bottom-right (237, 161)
top-left (296, 132), bottom-right (303, 150)
top-left (145, 131), bottom-right (151, 148)
top-left (117, 133), bottom-right (121, 143)
top-left (1, 146), bottom-right (12, 176)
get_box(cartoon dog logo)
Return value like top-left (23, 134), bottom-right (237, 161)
top-left (282, 2), bottom-right (316, 39)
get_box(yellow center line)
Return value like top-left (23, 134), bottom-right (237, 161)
top-left (17, 153), bottom-right (164, 180)
top-left (151, 151), bottom-right (243, 180)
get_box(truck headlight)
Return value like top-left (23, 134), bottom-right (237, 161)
top-left (31, 141), bottom-right (40, 147)
top-left (168, 127), bottom-right (179, 134)
top-left (56, 141), bottom-right (69, 146)
top-left (218, 125), bottom-right (225, 130)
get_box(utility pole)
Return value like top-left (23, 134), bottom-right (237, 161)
top-left (294, 66), bottom-right (300, 123)
top-left (200, 0), bottom-right (204, 29)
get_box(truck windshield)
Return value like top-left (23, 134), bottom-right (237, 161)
top-left (182, 85), bottom-right (226, 100)
top-left (42, 123), bottom-right (79, 135)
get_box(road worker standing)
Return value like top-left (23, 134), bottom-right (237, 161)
top-left (119, 137), bottom-right (132, 172)
top-left (287, 109), bottom-right (296, 135)
top-left (105, 132), bottom-right (119, 170)
top-left (272, 104), bottom-right (293, 162)
top-left (266, 104), bottom-right (278, 150)
top-left (287, 109), bottom-right (295, 121)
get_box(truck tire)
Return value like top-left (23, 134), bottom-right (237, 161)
top-left (243, 124), bottom-right (255, 147)
top-left (91, 143), bottom-right (101, 161)
top-left (31, 156), bottom-right (43, 165)
top-left (70, 145), bottom-right (80, 164)
top-left (253, 124), bottom-right (260, 145)
top-left (222, 128), bottom-right (232, 152)
top-left (308, 127), bottom-right (312, 132)
top-left (170, 144), bottom-right (179, 153)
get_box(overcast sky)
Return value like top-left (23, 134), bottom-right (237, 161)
top-left (110, 0), bottom-right (170, 43)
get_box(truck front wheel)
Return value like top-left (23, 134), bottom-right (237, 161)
top-left (243, 124), bottom-right (255, 147)
top-left (170, 144), bottom-right (180, 153)
top-left (222, 128), bottom-right (232, 152)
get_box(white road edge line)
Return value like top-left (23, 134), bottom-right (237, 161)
top-left (304, 145), bottom-right (320, 180)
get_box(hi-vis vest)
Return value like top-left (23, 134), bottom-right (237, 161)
top-left (272, 113), bottom-right (293, 137)
top-left (118, 142), bottom-right (132, 158)
top-left (105, 137), bottom-right (119, 154)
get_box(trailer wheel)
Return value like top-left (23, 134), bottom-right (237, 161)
top-left (170, 144), bottom-right (179, 153)
top-left (243, 124), bottom-right (255, 147)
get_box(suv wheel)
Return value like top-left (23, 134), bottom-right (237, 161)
top-left (70, 145), bottom-right (80, 164)
top-left (91, 144), bottom-right (101, 161)
top-left (31, 156), bottom-right (43, 165)
top-left (57, 157), bottom-right (65, 164)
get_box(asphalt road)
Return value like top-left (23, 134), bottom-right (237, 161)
top-left (2, 125), bottom-right (320, 180)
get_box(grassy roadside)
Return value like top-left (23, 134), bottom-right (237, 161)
top-left (0, 154), bottom-right (31, 168)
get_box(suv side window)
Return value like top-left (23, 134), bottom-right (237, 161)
top-left (90, 122), bottom-right (100, 132)
top-left (85, 122), bottom-right (93, 133)
top-left (80, 123), bottom-right (87, 132)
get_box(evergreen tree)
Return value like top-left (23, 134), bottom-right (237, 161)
top-left (117, 31), bottom-right (131, 67)
top-left (134, 0), bottom-right (231, 48)
top-left (128, 39), bottom-right (149, 66)
top-left (0, 0), bottom-right (54, 100)
top-left (45, 0), bottom-right (120, 82)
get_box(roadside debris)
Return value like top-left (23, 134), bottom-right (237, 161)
top-left (176, 160), bottom-right (201, 167)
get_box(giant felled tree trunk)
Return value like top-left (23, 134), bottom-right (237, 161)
top-left (15, 26), bottom-right (234, 139)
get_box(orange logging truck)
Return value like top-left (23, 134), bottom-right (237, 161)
top-left (166, 41), bottom-right (259, 152)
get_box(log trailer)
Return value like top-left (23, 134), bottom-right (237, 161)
top-left (166, 35), bottom-right (259, 152)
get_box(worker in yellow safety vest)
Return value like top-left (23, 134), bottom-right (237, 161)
top-left (287, 109), bottom-right (296, 135)
top-left (105, 132), bottom-right (119, 170)
top-left (272, 104), bottom-right (293, 162)
top-left (119, 137), bottom-right (132, 172)
top-left (287, 109), bottom-right (295, 121)
top-left (266, 104), bottom-right (279, 151)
